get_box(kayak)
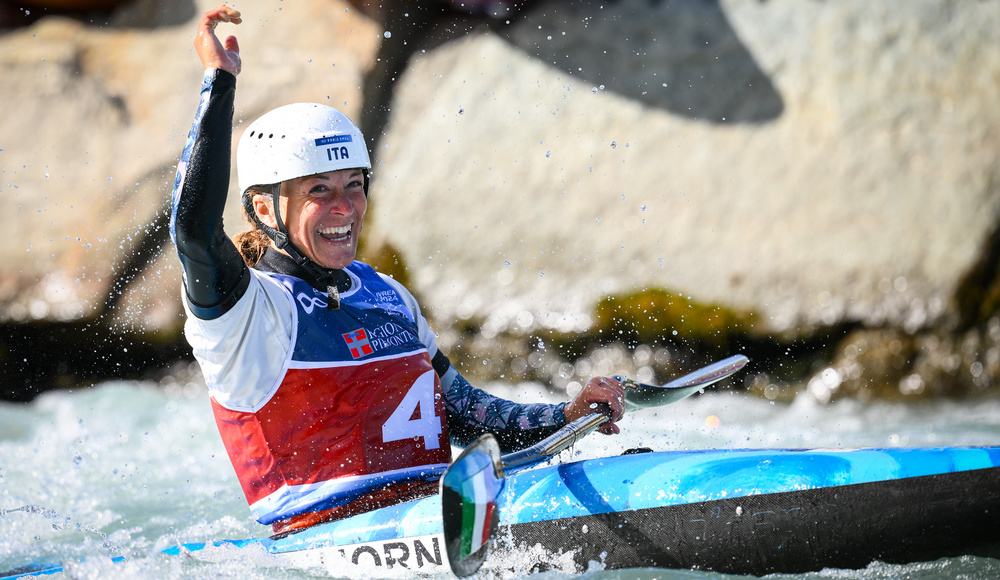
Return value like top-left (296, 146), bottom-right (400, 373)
top-left (6, 445), bottom-right (1000, 578)
top-left (184, 445), bottom-right (1000, 576)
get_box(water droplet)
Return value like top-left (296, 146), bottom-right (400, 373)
top-left (545, 151), bottom-right (551, 158)
top-left (384, 31), bottom-right (392, 38)
top-left (610, 141), bottom-right (617, 149)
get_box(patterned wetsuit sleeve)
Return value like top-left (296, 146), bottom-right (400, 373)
top-left (169, 68), bottom-right (250, 320)
top-left (441, 365), bottom-right (568, 453)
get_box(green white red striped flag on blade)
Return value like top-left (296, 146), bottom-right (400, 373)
top-left (440, 435), bottom-right (503, 577)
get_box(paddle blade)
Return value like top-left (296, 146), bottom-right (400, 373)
top-left (441, 434), bottom-right (504, 577)
top-left (622, 354), bottom-right (749, 409)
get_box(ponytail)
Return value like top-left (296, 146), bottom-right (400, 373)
top-left (234, 186), bottom-right (273, 267)
top-left (234, 227), bottom-right (271, 267)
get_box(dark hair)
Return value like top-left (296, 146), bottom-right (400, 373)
top-left (234, 186), bottom-right (273, 267)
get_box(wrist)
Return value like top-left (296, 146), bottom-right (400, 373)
top-left (555, 402), bottom-right (568, 425)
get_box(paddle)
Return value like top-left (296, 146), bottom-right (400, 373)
top-left (442, 354), bottom-right (749, 576)
top-left (619, 353), bottom-right (749, 409)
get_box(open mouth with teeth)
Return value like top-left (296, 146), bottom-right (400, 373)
top-left (318, 224), bottom-right (352, 242)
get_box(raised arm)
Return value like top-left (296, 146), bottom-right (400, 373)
top-left (170, 5), bottom-right (249, 319)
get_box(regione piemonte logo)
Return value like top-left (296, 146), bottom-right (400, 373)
top-left (343, 328), bottom-right (374, 359)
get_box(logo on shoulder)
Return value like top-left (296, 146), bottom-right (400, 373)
top-left (343, 328), bottom-right (374, 359)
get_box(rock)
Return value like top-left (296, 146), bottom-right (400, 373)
top-left (0, 0), bottom-right (377, 323)
top-left (2, 0), bottom-right (999, 400)
top-left (0, 0), bottom-right (378, 397)
top-left (370, 0), bottom-right (1000, 341)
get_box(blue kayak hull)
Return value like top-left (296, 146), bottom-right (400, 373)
top-left (264, 446), bottom-right (1000, 575)
top-left (508, 463), bottom-right (1000, 574)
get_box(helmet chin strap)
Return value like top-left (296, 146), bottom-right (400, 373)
top-left (245, 184), bottom-right (343, 311)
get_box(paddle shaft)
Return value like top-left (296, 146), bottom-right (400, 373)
top-left (501, 412), bottom-right (609, 471)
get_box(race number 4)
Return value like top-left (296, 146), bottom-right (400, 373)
top-left (382, 370), bottom-right (443, 450)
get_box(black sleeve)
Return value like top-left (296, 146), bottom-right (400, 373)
top-left (170, 69), bottom-right (250, 320)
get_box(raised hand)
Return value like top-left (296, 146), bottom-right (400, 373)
top-left (194, 4), bottom-right (243, 75)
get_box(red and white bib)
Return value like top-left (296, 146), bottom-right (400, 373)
top-left (209, 263), bottom-right (452, 525)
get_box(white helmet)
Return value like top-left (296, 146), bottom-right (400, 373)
top-left (236, 103), bottom-right (371, 195)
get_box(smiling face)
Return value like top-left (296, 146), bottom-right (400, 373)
top-left (253, 168), bottom-right (367, 270)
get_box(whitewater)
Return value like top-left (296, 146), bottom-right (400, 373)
top-left (2, 366), bottom-right (1000, 579)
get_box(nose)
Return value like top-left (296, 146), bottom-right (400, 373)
top-left (326, 188), bottom-right (354, 214)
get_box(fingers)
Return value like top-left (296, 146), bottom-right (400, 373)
top-left (564, 376), bottom-right (626, 434)
top-left (201, 4), bottom-right (242, 28)
top-left (597, 422), bottom-right (620, 436)
top-left (216, 7), bottom-right (242, 25)
top-left (582, 376), bottom-right (625, 421)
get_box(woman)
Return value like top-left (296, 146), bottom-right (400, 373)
top-left (171, 4), bottom-right (625, 535)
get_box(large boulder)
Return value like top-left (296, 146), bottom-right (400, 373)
top-left (374, 0), bottom-right (1000, 334)
top-left (368, 0), bottom-right (1000, 398)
